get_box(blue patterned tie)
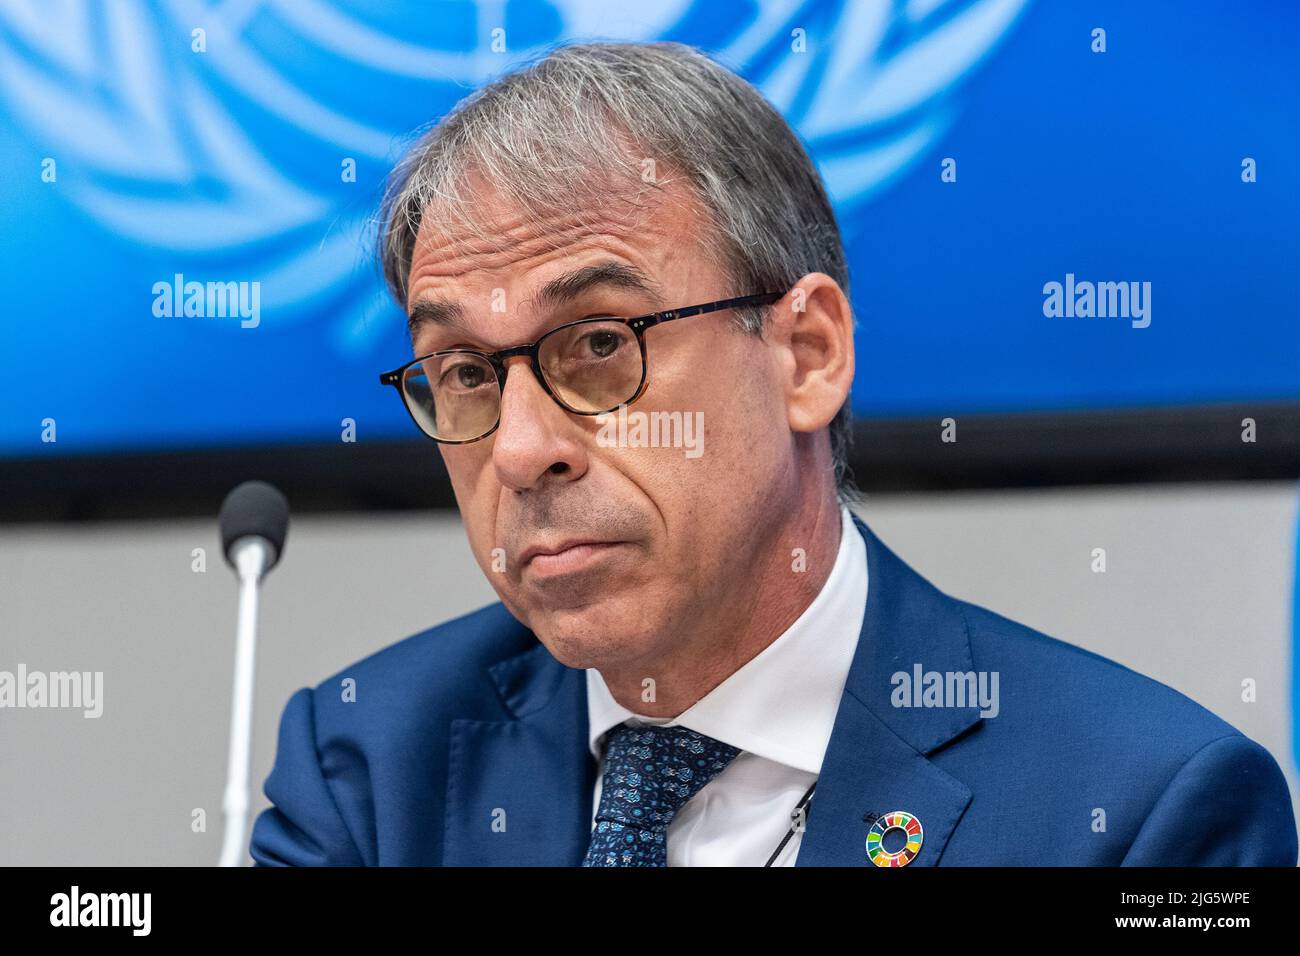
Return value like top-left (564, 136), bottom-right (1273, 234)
top-left (583, 723), bottom-right (741, 867)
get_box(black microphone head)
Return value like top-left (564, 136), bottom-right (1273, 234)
top-left (219, 480), bottom-right (290, 571)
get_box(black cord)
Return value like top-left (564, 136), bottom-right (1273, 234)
top-left (763, 781), bottom-right (817, 867)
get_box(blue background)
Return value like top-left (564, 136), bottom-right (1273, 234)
top-left (0, 0), bottom-right (1296, 457)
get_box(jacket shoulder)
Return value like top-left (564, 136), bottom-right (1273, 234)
top-left (251, 602), bottom-right (538, 866)
top-left (941, 598), bottom-right (1295, 863)
top-left (955, 598), bottom-right (1240, 750)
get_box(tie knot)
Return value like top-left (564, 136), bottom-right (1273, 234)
top-left (584, 723), bottom-right (741, 865)
top-left (604, 724), bottom-right (740, 805)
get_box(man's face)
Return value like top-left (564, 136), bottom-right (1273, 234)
top-left (404, 184), bottom-right (793, 672)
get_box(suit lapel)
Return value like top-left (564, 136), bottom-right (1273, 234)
top-left (442, 641), bottom-right (596, 865)
top-left (797, 517), bottom-right (982, 867)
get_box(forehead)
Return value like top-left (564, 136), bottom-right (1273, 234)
top-left (403, 178), bottom-right (718, 325)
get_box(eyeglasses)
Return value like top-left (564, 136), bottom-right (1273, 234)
top-left (379, 291), bottom-right (785, 444)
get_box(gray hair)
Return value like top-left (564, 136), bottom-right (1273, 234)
top-left (378, 41), bottom-right (856, 495)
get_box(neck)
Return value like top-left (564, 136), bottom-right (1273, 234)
top-left (600, 489), bottom-right (846, 717)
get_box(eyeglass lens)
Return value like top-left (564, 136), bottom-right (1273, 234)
top-left (400, 318), bottom-right (643, 441)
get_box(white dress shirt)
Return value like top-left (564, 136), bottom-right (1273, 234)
top-left (585, 504), bottom-right (868, 866)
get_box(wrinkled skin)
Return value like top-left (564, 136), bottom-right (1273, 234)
top-left (404, 179), bottom-right (854, 715)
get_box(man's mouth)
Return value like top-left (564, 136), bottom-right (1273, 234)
top-left (519, 540), bottom-right (625, 577)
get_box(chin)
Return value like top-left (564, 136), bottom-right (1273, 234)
top-left (527, 599), bottom-right (661, 671)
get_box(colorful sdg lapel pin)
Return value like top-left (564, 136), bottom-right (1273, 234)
top-left (866, 810), bottom-right (923, 867)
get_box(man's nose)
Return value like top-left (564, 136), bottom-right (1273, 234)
top-left (491, 355), bottom-right (589, 492)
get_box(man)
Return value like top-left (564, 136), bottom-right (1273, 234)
top-left (250, 42), bottom-right (1297, 866)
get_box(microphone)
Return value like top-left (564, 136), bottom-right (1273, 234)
top-left (216, 481), bottom-right (289, 867)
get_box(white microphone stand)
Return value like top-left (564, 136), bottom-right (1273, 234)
top-left (217, 538), bottom-right (270, 867)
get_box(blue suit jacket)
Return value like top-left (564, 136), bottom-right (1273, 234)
top-left (250, 517), bottom-right (1298, 866)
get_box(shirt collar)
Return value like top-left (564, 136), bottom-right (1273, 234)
top-left (585, 503), bottom-right (868, 774)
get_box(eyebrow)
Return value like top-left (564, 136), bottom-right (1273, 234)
top-left (406, 298), bottom-right (468, 342)
top-left (528, 261), bottom-right (662, 313)
top-left (406, 260), bottom-right (662, 344)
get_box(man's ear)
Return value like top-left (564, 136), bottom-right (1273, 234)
top-left (769, 273), bottom-right (855, 436)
